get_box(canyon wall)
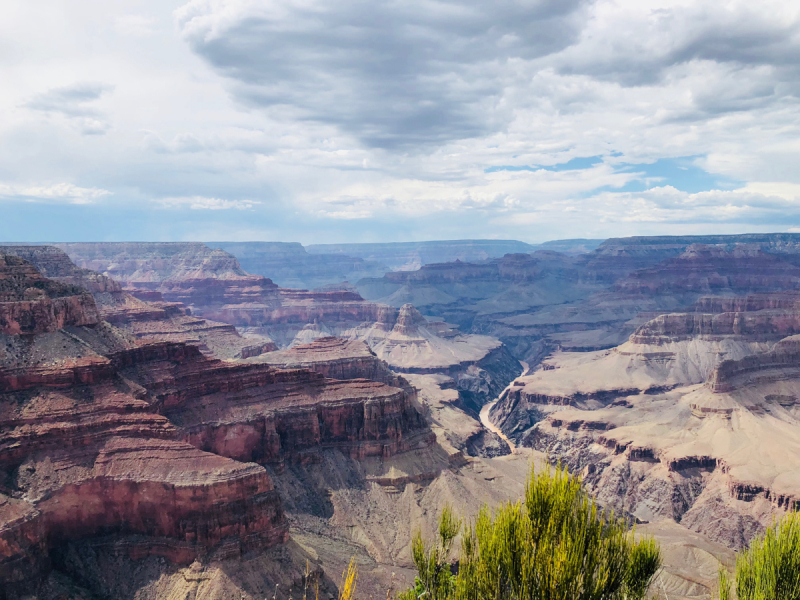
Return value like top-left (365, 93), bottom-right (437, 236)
top-left (0, 253), bottom-right (436, 598)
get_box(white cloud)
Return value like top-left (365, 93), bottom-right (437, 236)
top-left (0, 182), bottom-right (112, 204)
top-left (24, 82), bottom-right (114, 135)
top-left (157, 196), bottom-right (260, 210)
top-left (114, 14), bottom-right (159, 36)
top-left (0, 0), bottom-right (800, 242)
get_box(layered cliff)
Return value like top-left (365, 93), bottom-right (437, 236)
top-left (0, 255), bottom-right (439, 598)
top-left (357, 235), bottom-right (800, 360)
top-left (1, 245), bottom-right (276, 360)
top-left (58, 242), bottom-right (283, 312)
top-left (0, 343), bottom-right (289, 596)
top-left (0, 254), bottom-right (99, 335)
top-left (250, 336), bottom-right (404, 386)
top-left (489, 287), bottom-right (800, 550)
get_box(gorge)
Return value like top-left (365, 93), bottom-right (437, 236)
top-left (5, 234), bottom-right (800, 598)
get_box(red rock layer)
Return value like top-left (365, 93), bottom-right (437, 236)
top-left (252, 337), bottom-right (404, 386)
top-left (614, 245), bottom-right (800, 297)
top-left (106, 341), bottom-right (429, 465)
top-left (0, 254), bottom-right (99, 335)
top-left (0, 341), bottom-right (291, 590)
top-left (56, 243), bottom-right (395, 348)
top-left (58, 242), bottom-right (282, 311)
top-left (0, 246), bottom-right (277, 360)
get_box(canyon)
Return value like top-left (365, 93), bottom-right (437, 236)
top-left (6, 234), bottom-right (800, 598)
top-left (0, 249), bottom-right (441, 599)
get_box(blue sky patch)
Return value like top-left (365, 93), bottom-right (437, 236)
top-left (486, 155), bottom-right (604, 173)
top-left (613, 156), bottom-right (743, 194)
top-left (487, 155), bottom-right (742, 195)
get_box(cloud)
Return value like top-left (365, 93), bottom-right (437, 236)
top-left (114, 14), bottom-right (159, 36)
top-left (175, 0), bottom-right (592, 149)
top-left (175, 0), bottom-right (800, 155)
top-left (2, 0), bottom-right (800, 243)
top-left (493, 184), bottom-right (800, 232)
top-left (156, 196), bottom-right (261, 210)
top-left (0, 183), bottom-right (112, 204)
top-left (25, 82), bottom-right (115, 135)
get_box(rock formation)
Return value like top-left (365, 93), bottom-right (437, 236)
top-left (358, 236), bottom-right (800, 360)
top-left (0, 254), bottom-right (99, 335)
top-left (0, 253), bottom-right (437, 599)
top-left (490, 286), bottom-right (800, 551)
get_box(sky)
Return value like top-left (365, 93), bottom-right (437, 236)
top-left (1, 0), bottom-right (800, 244)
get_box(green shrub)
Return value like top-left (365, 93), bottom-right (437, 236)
top-left (402, 463), bottom-right (661, 600)
top-left (719, 511), bottom-right (800, 600)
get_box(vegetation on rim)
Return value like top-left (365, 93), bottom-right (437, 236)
top-left (718, 511), bottom-right (800, 600)
top-left (397, 463), bottom-right (662, 600)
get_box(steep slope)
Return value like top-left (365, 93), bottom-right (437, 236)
top-left (0, 253), bottom-right (441, 599)
top-left (2, 245), bottom-right (275, 360)
top-left (490, 290), bottom-right (800, 551)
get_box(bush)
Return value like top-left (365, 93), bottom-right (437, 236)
top-left (719, 511), bottom-right (800, 600)
top-left (401, 463), bottom-right (661, 600)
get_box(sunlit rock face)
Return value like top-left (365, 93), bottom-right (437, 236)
top-left (490, 285), bottom-right (800, 550)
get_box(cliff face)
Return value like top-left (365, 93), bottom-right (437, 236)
top-left (488, 287), bottom-right (800, 550)
top-left (0, 342), bottom-right (290, 594)
top-left (250, 336), bottom-right (405, 386)
top-left (0, 255), bottom-right (434, 597)
top-left (230, 288), bottom-right (397, 348)
top-left (1, 245), bottom-right (277, 360)
top-left (357, 236), bottom-right (800, 361)
top-left (58, 242), bottom-right (283, 312)
top-left (0, 254), bottom-right (99, 335)
top-left (56, 243), bottom-right (401, 353)
top-left (614, 245), bottom-right (800, 297)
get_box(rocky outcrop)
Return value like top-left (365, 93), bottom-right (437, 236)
top-left (357, 235), bottom-right (800, 361)
top-left (250, 337), bottom-right (404, 386)
top-left (494, 326), bottom-right (800, 550)
top-left (0, 246), bottom-right (276, 360)
top-left (708, 335), bottom-right (800, 392)
top-left (58, 242), bottom-right (283, 312)
top-left (236, 288), bottom-right (397, 347)
top-left (0, 258), bottom-right (436, 596)
top-left (0, 340), bottom-right (290, 594)
top-left (0, 253), bottom-right (99, 335)
top-left (631, 309), bottom-right (800, 344)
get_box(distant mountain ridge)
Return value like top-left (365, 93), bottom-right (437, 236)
top-left (212, 238), bottom-right (605, 289)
